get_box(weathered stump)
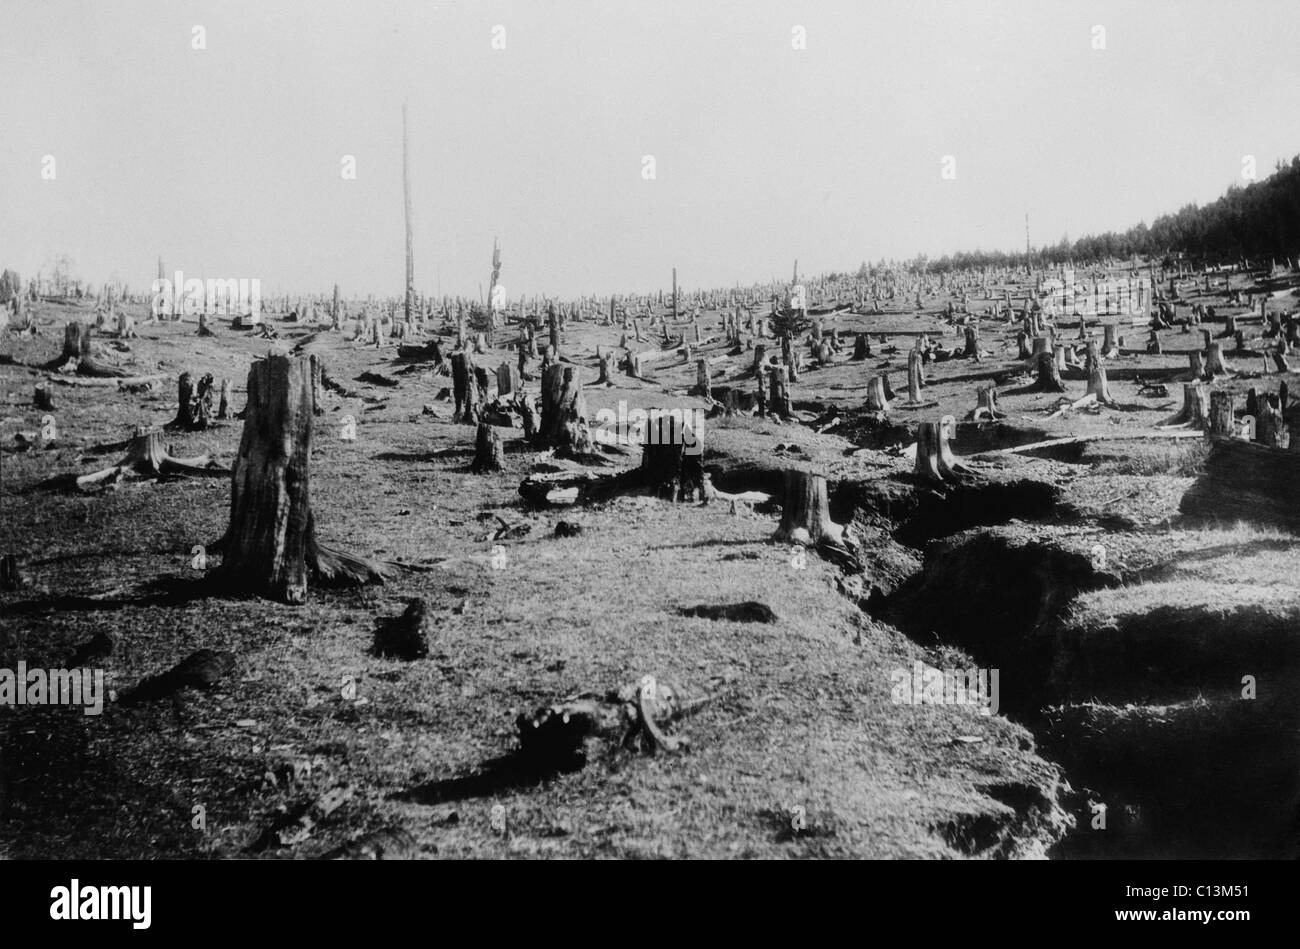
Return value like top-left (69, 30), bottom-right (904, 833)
top-left (471, 422), bottom-right (504, 474)
top-left (451, 352), bottom-right (480, 425)
top-left (773, 470), bottom-right (845, 547)
top-left (213, 354), bottom-right (388, 603)
top-left (538, 363), bottom-right (591, 453)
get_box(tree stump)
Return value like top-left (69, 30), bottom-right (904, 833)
top-left (213, 354), bottom-right (389, 603)
top-left (962, 324), bottom-right (981, 360)
top-left (166, 372), bottom-right (205, 431)
top-left (773, 469), bottom-right (846, 547)
top-left (1016, 330), bottom-right (1032, 360)
top-left (596, 351), bottom-right (615, 387)
top-left (1101, 323), bottom-right (1120, 358)
top-left (967, 385), bottom-right (1004, 421)
top-left (34, 385), bottom-right (54, 411)
top-left (768, 364), bottom-right (792, 419)
top-left (914, 415), bottom-right (975, 485)
top-left (1161, 383), bottom-right (1209, 429)
top-left (866, 375), bottom-right (890, 414)
top-left (471, 422), bottom-right (504, 474)
top-left (538, 363), bottom-right (591, 453)
top-left (852, 333), bottom-right (871, 360)
top-left (217, 379), bottom-right (233, 420)
top-left (1207, 390), bottom-right (1235, 438)
top-left (1032, 350), bottom-right (1066, 393)
top-left (692, 358), bottom-right (711, 399)
top-left (1204, 341), bottom-right (1231, 377)
top-left (636, 411), bottom-right (704, 501)
top-left (451, 352), bottom-right (480, 425)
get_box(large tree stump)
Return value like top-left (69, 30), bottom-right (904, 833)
top-left (967, 385), bottom-right (1004, 421)
top-left (851, 333), bottom-right (872, 360)
top-left (1204, 340), bottom-right (1231, 377)
top-left (538, 363), bottom-right (591, 453)
top-left (451, 352), bottom-right (480, 425)
top-left (772, 470), bottom-right (856, 567)
top-left (213, 354), bottom-right (390, 603)
top-left (691, 358), bottom-right (712, 399)
top-left (914, 416), bottom-right (975, 484)
top-left (768, 365), bottom-right (792, 419)
top-left (1161, 383), bottom-right (1209, 429)
top-left (471, 422), bottom-right (504, 474)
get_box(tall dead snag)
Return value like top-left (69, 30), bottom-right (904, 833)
top-left (451, 352), bottom-right (480, 425)
top-left (213, 354), bottom-right (390, 604)
top-left (914, 416), bottom-right (975, 484)
top-left (1207, 390), bottom-right (1235, 438)
top-left (1180, 437), bottom-right (1300, 531)
top-left (538, 363), bottom-right (591, 453)
top-left (1160, 383), bottom-right (1209, 429)
top-left (34, 427), bottom-right (227, 492)
top-left (471, 422), bottom-right (503, 474)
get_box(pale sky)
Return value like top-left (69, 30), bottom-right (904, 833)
top-left (2, 0), bottom-right (1299, 299)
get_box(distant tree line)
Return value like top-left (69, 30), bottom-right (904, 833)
top-left (864, 155), bottom-right (1300, 276)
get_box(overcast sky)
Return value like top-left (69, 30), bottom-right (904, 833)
top-left (2, 0), bottom-right (1299, 299)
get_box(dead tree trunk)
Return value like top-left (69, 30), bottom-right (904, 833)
top-left (213, 354), bottom-right (389, 603)
top-left (1161, 383), bottom-right (1209, 429)
top-left (471, 422), bottom-right (504, 474)
top-left (692, 358), bottom-right (712, 399)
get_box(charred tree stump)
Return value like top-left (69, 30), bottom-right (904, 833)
top-left (595, 351), bottom-right (614, 387)
top-left (852, 333), bottom-right (872, 360)
top-left (471, 422), bottom-right (504, 474)
top-left (212, 354), bottom-right (390, 603)
top-left (962, 324), bottom-right (981, 360)
top-left (166, 372), bottom-right (203, 431)
top-left (33, 385), bottom-right (54, 411)
top-left (1016, 330), bottom-right (1032, 360)
top-left (1204, 341), bottom-right (1231, 377)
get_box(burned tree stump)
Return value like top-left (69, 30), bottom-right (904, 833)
top-left (962, 324), bottom-right (981, 361)
top-left (595, 351), bottom-right (615, 387)
top-left (768, 365), bottom-right (793, 419)
top-left (538, 363), bottom-right (591, 454)
top-left (33, 385), bottom-right (54, 411)
top-left (471, 422), bottom-right (504, 474)
top-left (217, 379), bottom-right (233, 420)
top-left (852, 333), bottom-right (872, 360)
top-left (212, 354), bottom-right (391, 603)
top-left (1204, 341), bottom-right (1231, 377)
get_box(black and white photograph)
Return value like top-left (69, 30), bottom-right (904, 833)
top-left (0, 0), bottom-right (1292, 928)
